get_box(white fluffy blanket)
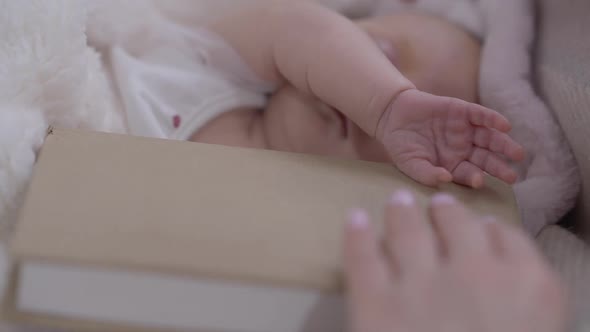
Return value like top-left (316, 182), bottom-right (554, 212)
top-left (0, 0), bottom-right (580, 238)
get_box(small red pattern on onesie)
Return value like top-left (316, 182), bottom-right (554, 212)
top-left (173, 115), bottom-right (181, 129)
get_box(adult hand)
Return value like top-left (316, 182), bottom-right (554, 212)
top-left (344, 191), bottom-right (568, 332)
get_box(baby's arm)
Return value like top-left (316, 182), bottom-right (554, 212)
top-left (208, 0), bottom-right (414, 138)
top-left (209, 1), bottom-right (524, 187)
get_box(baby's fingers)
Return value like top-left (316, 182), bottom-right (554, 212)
top-left (452, 161), bottom-right (485, 188)
top-left (397, 159), bottom-right (452, 187)
top-left (466, 102), bottom-right (511, 133)
top-left (469, 148), bottom-right (518, 184)
top-left (474, 127), bottom-right (525, 161)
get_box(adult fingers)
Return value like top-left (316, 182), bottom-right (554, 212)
top-left (384, 190), bottom-right (438, 277)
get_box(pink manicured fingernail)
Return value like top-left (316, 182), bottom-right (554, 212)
top-left (348, 209), bottom-right (369, 229)
top-left (431, 193), bottom-right (456, 206)
top-left (390, 190), bottom-right (415, 206)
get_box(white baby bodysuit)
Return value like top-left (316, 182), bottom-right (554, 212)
top-left (110, 22), bottom-right (274, 140)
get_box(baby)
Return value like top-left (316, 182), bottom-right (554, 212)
top-left (110, 1), bottom-right (524, 188)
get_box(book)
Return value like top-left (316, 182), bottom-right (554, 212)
top-left (2, 128), bottom-right (520, 332)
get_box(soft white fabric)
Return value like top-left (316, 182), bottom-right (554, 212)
top-left (0, 0), bottom-right (124, 235)
top-left (0, 108), bottom-right (46, 236)
top-left (110, 25), bottom-right (273, 140)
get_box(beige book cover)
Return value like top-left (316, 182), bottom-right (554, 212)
top-left (1, 129), bottom-right (520, 332)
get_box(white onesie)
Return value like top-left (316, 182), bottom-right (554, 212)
top-left (110, 22), bottom-right (274, 140)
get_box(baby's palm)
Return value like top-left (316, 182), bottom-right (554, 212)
top-left (379, 90), bottom-right (525, 188)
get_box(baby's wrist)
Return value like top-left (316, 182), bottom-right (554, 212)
top-left (374, 87), bottom-right (416, 142)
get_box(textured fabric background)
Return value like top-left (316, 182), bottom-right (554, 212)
top-left (535, 0), bottom-right (590, 330)
top-left (535, 0), bottom-right (590, 236)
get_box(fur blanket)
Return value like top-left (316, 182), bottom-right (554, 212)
top-left (0, 0), bottom-right (581, 238)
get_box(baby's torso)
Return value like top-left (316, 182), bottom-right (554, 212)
top-left (105, 20), bottom-right (274, 141)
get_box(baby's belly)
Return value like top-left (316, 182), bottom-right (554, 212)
top-left (189, 108), bottom-right (268, 150)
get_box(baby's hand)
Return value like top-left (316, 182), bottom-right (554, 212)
top-left (377, 89), bottom-right (525, 188)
